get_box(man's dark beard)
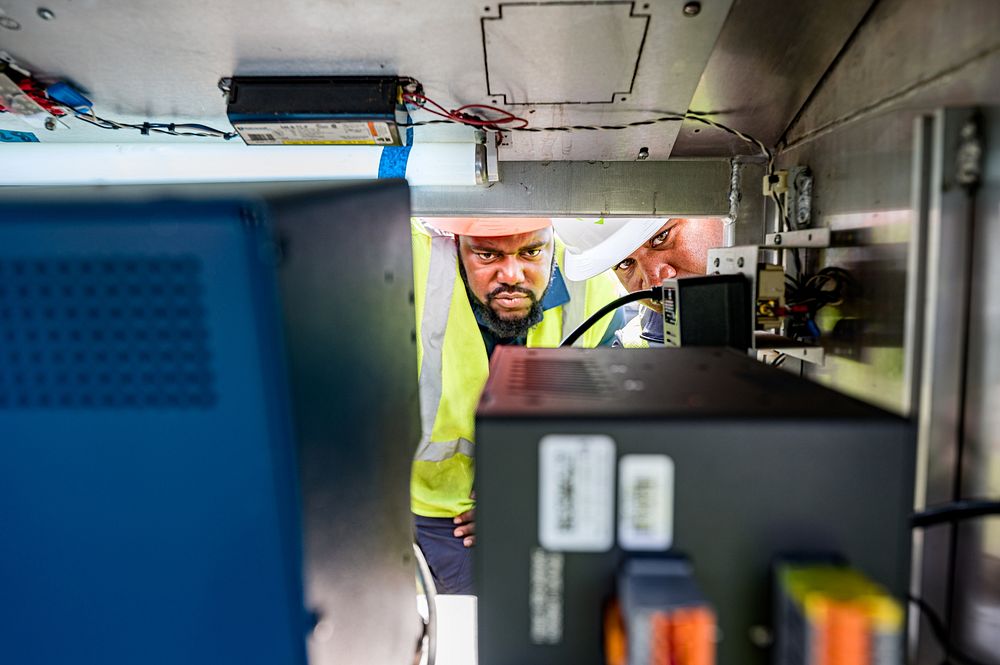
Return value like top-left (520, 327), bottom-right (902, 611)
top-left (459, 257), bottom-right (553, 339)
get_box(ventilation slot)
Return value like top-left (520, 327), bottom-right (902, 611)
top-left (506, 357), bottom-right (609, 398)
top-left (0, 256), bottom-right (215, 410)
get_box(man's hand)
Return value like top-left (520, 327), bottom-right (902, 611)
top-left (453, 507), bottom-right (475, 547)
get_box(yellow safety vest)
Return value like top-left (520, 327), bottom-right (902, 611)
top-left (411, 219), bottom-right (620, 517)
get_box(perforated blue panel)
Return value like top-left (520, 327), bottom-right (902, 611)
top-left (0, 201), bottom-right (305, 665)
top-left (0, 256), bottom-right (214, 409)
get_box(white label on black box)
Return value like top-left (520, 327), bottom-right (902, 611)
top-left (529, 548), bottom-right (564, 644)
top-left (538, 434), bottom-right (615, 552)
top-left (618, 454), bottom-right (674, 550)
top-left (235, 120), bottom-right (395, 145)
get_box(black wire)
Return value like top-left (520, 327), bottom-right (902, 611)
top-left (65, 104), bottom-right (238, 140)
top-left (399, 113), bottom-right (686, 132)
top-left (908, 594), bottom-right (992, 665)
top-left (399, 109), bottom-right (772, 162)
top-left (911, 500), bottom-right (1000, 529)
top-left (560, 287), bottom-right (661, 347)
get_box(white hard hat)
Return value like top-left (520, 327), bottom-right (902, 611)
top-left (552, 218), bottom-right (667, 281)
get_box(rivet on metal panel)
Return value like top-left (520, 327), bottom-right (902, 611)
top-left (43, 117), bottom-right (56, 131)
top-left (737, 257), bottom-right (744, 268)
top-left (637, 147), bottom-right (649, 161)
top-left (37, 8), bottom-right (55, 20)
top-left (682, 2), bottom-right (701, 17)
top-left (773, 234), bottom-right (782, 246)
top-left (714, 258), bottom-right (720, 267)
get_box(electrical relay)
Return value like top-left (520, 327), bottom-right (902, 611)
top-left (223, 76), bottom-right (414, 146)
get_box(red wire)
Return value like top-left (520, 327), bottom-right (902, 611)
top-left (403, 92), bottom-right (529, 129)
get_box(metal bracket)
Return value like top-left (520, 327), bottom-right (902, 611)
top-left (754, 332), bottom-right (826, 365)
top-left (789, 165), bottom-right (813, 229)
top-left (484, 129), bottom-right (501, 183)
top-left (764, 227), bottom-right (830, 248)
top-left (956, 114), bottom-right (983, 189)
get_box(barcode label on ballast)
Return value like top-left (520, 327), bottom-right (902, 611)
top-left (235, 121), bottom-right (396, 145)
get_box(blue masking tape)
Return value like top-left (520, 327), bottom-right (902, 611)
top-left (0, 129), bottom-right (39, 142)
top-left (377, 127), bottom-right (413, 179)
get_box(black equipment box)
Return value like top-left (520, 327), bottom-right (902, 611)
top-left (660, 274), bottom-right (751, 349)
top-left (475, 346), bottom-right (914, 665)
top-left (225, 76), bottom-right (404, 146)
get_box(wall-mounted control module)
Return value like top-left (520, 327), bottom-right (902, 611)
top-left (224, 76), bottom-right (412, 146)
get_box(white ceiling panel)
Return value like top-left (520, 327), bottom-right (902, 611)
top-left (0, 0), bottom-right (732, 160)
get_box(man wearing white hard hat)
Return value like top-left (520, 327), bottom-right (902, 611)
top-left (552, 218), bottom-right (724, 347)
top-left (410, 217), bottom-right (623, 593)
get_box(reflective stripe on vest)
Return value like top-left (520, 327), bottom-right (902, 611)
top-left (415, 231), bottom-right (458, 457)
top-left (415, 437), bottom-right (475, 463)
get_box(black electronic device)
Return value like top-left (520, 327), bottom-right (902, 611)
top-left (475, 346), bottom-right (914, 665)
top-left (225, 75), bottom-right (409, 146)
top-left (660, 273), bottom-right (751, 349)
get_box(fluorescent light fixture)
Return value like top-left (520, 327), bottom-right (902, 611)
top-left (0, 142), bottom-right (486, 186)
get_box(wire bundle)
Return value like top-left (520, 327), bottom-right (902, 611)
top-left (66, 107), bottom-right (238, 140)
top-left (399, 92), bottom-right (773, 164)
top-left (783, 267), bottom-right (853, 340)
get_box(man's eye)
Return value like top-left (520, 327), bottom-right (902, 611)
top-left (476, 252), bottom-right (497, 261)
top-left (614, 258), bottom-right (635, 272)
top-left (522, 249), bottom-right (542, 258)
top-left (650, 229), bottom-right (670, 247)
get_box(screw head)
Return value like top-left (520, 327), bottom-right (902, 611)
top-left (637, 147), bottom-right (650, 161)
top-left (749, 625), bottom-right (774, 648)
top-left (713, 257), bottom-right (720, 267)
top-left (38, 7), bottom-right (55, 20)
top-left (737, 257), bottom-right (745, 268)
top-left (0, 15), bottom-right (21, 30)
top-left (682, 1), bottom-right (701, 16)
top-left (44, 116), bottom-right (57, 131)
top-left (773, 234), bottom-right (782, 245)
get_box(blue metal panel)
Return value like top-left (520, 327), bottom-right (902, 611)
top-left (0, 201), bottom-right (306, 665)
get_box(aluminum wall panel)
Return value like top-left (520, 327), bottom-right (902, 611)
top-left (783, 0), bottom-right (1000, 150)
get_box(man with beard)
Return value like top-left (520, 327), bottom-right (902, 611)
top-left (410, 217), bottom-right (622, 594)
top-left (552, 217), bottom-right (725, 347)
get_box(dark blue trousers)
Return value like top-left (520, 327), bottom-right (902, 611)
top-left (414, 515), bottom-right (474, 595)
